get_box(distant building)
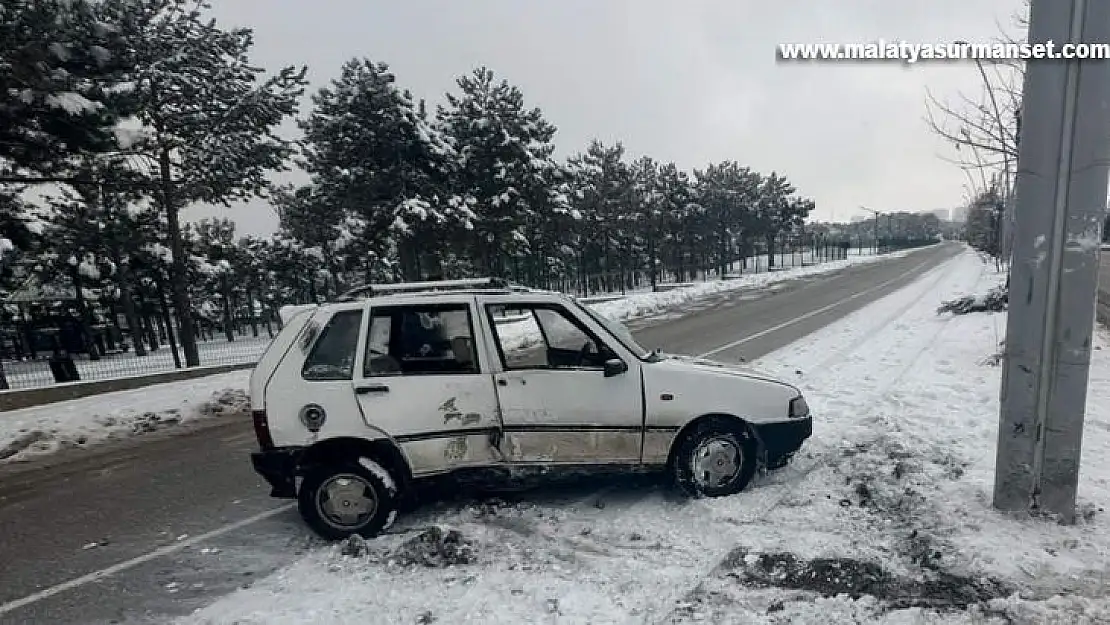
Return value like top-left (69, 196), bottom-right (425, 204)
top-left (951, 205), bottom-right (968, 223)
top-left (926, 208), bottom-right (950, 221)
top-left (850, 214), bottom-right (866, 223)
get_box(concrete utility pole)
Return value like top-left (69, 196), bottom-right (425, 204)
top-left (995, 0), bottom-right (1110, 523)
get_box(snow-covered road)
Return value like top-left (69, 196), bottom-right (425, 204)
top-left (169, 248), bottom-right (1110, 623)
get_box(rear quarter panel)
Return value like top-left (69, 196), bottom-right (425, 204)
top-left (249, 306), bottom-right (317, 409)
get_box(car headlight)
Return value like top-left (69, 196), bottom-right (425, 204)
top-left (789, 395), bottom-right (810, 418)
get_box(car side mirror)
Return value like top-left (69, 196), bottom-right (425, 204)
top-left (603, 358), bottom-right (628, 377)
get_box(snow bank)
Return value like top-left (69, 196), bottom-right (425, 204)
top-left (0, 371), bottom-right (250, 463)
top-left (588, 249), bottom-right (917, 324)
top-left (175, 249), bottom-right (1110, 623)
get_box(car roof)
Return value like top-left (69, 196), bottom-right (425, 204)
top-left (313, 284), bottom-right (573, 313)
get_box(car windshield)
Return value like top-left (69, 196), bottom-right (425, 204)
top-left (573, 300), bottom-right (653, 360)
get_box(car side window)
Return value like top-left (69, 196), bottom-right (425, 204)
top-left (363, 304), bottom-right (479, 376)
top-left (487, 304), bottom-right (617, 371)
top-left (301, 310), bottom-right (363, 381)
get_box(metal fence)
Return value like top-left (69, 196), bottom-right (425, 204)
top-left (0, 244), bottom-right (888, 391)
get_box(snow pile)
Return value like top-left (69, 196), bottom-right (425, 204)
top-left (0, 371), bottom-right (250, 463)
top-left (937, 284), bottom-right (1008, 315)
top-left (175, 248), bottom-right (1110, 623)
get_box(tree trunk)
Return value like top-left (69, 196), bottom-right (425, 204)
top-left (143, 305), bottom-right (159, 352)
top-left (766, 235), bottom-right (776, 268)
top-left (221, 275), bottom-right (235, 343)
top-left (153, 272), bottom-right (182, 369)
top-left (160, 147), bottom-right (199, 367)
top-left (70, 264), bottom-right (101, 361)
top-left (247, 289), bottom-right (260, 338)
top-left (117, 261), bottom-right (147, 357)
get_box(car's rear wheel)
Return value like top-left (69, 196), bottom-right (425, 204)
top-left (672, 419), bottom-right (757, 498)
top-left (298, 461), bottom-right (397, 540)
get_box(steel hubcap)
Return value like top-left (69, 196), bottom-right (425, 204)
top-left (691, 437), bottom-right (742, 489)
top-left (316, 474), bottom-right (377, 528)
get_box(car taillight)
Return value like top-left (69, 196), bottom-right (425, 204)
top-left (252, 409), bottom-right (275, 451)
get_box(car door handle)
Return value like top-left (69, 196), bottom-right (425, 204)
top-left (355, 384), bottom-right (390, 394)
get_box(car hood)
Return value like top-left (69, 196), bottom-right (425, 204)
top-left (658, 353), bottom-right (798, 390)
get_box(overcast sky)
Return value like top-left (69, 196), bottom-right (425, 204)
top-left (187, 0), bottom-right (1025, 237)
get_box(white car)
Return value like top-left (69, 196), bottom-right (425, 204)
top-left (249, 278), bottom-right (813, 540)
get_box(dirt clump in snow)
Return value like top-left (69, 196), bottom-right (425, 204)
top-left (0, 429), bottom-right (49, 460)
top-left (388, 526), bottom-right (476, 568)
top-left (196, 388), bottom-right (250, 418)
top-left (338, 534), bottom-right (371, 558)
top-left (720, 548), bottom-right (1012, 613)
top-left (128, 409), bottom-right (183, 434)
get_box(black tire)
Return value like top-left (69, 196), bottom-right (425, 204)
top-left (297, 460), bottom-right (398, 541)
top-left (671, 418), bottom-right (758, 498)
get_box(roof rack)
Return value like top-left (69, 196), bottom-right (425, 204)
top-left (334, 277), bottom-right (524, 302)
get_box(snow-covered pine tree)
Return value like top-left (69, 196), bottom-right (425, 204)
top-left (96, 0), bottom-right (307, 367)
top-left (695, 162), bottom-right (761, 276)
top-left (631, 156), bottom-right (663, 289)
top-left (299, 59), bottom-right (474, 282)
top-left (438, 67), bottom-right (563, 279)
top-left (754, 173), bottom-right (797, 268)
top-left (654, 162), bottom-right (700, 282)
top-left (192, 218), bottom-right (240, 342)
top-left (565, 140), bottom-right (632, 293)
top-left (234, 235), bottom-right (272, 338)
top-left (0, 0), bottom-right (127, 182)
top-left (272, 184), bottom-right (349, 299)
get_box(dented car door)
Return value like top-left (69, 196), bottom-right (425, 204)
top-left (352, 297), bottom-right (503, 477)
top-left (478, 296), bottom-right (645, 464)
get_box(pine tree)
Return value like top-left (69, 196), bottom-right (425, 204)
top-left (299, 59), bottom-right (474, 282)
top-left (0, 0), bottom-right (128, 181)
top-left (438, 67), bottom-right (563, 277)
top-left (755, 173), bottom-right (797, 267)
top-left (95, 0), bottom-right (308, 366)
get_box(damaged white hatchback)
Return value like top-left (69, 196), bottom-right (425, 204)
top-left (249, 278), bottom-right (813, 540)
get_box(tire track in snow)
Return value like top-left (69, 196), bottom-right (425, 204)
top-left (779, 255), bottom-right (964, 389)
top-left (645, 253), bottom-right (987, 624)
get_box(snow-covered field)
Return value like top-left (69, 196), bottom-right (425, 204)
top-left (175, 249), bottom-right (1110, 624)
top-left (0, 248), bottom-right (915, 463)
top-left (1, 247), bottom-right (907, 390)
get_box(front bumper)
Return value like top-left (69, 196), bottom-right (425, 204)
top-left (752, 416), bottom-right (813, 468)
top-left (251, 447), bottom-right (303, 499)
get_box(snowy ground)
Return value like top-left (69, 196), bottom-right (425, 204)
top-left (0, 371), bottom-right (249, 463)
top-left (1, 247), bottom-right (909, 390)
top-left (175, 249), bottom-right (1110, 624)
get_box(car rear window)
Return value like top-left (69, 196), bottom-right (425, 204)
top-left (301, 309), bottom-right (363, 380)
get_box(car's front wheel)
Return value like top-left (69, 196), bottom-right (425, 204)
top-left (672, 418), bottom-right (757, 498)
top-left (297, 461), bottom-right (397, 540)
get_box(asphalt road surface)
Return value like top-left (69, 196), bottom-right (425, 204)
top-left (0, 242), bottom-right (963, 625)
